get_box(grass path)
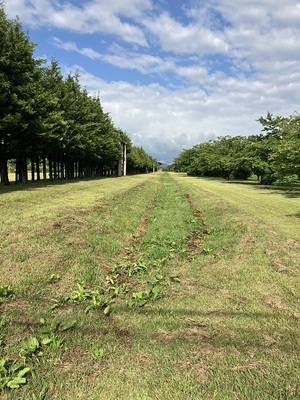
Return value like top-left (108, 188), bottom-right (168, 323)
top-left (1, 172), bottom-right (300, 399)
top-left (171, 173), bottom-right (300, 240)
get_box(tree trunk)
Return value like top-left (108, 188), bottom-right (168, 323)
top-left (36, 158), bottom-right (40, 181)
top-left (60, 159), bottom-right (65, 179)
top-left (54, 160), bottom-right (57, 179)
top-left (23, 155), bottom-right (28, 182)
top-left (42, 156), bottom-right (47, 181)
top-left (48, 157), bottom-right (53, 180)
top-left (31, 157), bottom-right (35, 181)
top-left (0, 152), bottom-right (10, 185)
top-left (15, 153), bottom-right (27, 183)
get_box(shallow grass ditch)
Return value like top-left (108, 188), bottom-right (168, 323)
top-left (1, 172), bottom-right (300, 399)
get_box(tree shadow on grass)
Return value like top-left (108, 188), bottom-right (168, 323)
top-left (286, 212), bottom-right (300, 218)
top-left (134, 306), bottom-right (300, 355)
top-left (200, 177), bottom-right (300, 198)
top-left (0, 176), bottom-right (116, 195)
top-left (258, 189), bottom-right (300, 199)
top-left (179, 174), bottom-right (300, 198)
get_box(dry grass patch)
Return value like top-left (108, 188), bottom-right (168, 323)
top-left (2, 172), bottom-right (300, 399)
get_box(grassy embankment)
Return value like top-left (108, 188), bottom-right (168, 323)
top-left (0, 172), bottom-right (299, 399)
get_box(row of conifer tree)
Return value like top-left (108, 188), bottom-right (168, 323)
top-left (0, 4), bottom-right (159, 184)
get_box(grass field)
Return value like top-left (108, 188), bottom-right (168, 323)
top-left (0, 172), bottom-right (299, 399)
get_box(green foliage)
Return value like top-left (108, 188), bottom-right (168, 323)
top-left (174, 137), bottom-right (252, 180)
top-left (19, 336), bottom-right (40, 359)
top-left (47, 274), bottom-right (61, 283)
top-left (0, 358), bottom-right (31, 390)
top-left (91, 344), bottom-right (116, 361)
top-left (0, 4), bottom-right (157, 184)
top-left (174, 111), bottom-right (300, 184)
top-left (63, 282), bottom-right (115, 315)
top-left (0, 284), bottom-right (14, 302)
top-left (39, 317), bottom-right (76, 350)
top-left (91, 347), bottom-right (108, 360)
top-left (126, 284), bottom-right (164, 308)
top-left (127, 145), bottom-right (158, 174)
top-left (65, 282), bottom-right (95, 302)
top-left (0, 5), bottom-right (43, 184)
top-left (0, 316), bottom-right (76, 392)
top-left (112, 259), bottom-right (148, 276)
top-left (270, 114), bottom-right (300, 180)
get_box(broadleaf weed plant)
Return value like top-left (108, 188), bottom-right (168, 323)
top-left (0, 358), bottom-right (31, 390)
top-left (0, 285), bottom-right (15, 302)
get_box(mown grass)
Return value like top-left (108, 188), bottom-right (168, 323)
top-left (173, 174), bottom-right (300, 240)
top-left (1, 172), bottom-right (300, 399)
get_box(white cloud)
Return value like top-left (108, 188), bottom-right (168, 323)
top-left (143, 12), bottom-right (229, 54)
top-left (101, 44), bottom-right (176, 74)
top-left (4, 0), bottom-right (300, 162)
top-left (176, 64), bottom-right (211, 85)
top-left (87, 0), bottom-right (152, 19)
top-left (52, 38), bottom-right (176, 74)
top-left (52, 37), bottom-right (102, 60)
top-left (219, 1), bottom-right (300, 62)
top-left (68, 65), bottom-right (300, 162)
top-left (5, 0), bottom-right (149, 45)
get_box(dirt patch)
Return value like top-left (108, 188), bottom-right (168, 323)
top-left (265, 295), bottom-right (290, 311)
top-left (265, 240), bottom-right (298, 274)
top-left (263, 333), bottom-right (282, 346)
top-left (46, 214), bottom-right (89, 233)
top-left (152, 327), bottom-right (212, 342)
top-left (284, 238), bottom-right (300, 249)
top-left (184, 193), bottom-right (210, 255)
top-left (118, 184), bottom-right (161, 263)
top-left (172, 359), bottom-right (208, 384)
top-left (271, 259), bottom-right (294, 274)
top-left (187, 236), bottom-right (206, 253)
top-left (185, 193), bottom-right (205, 220)
top-left (267, 230), bottom-right (278, 237)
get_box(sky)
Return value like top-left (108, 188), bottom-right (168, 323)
top-left (4, 0), bottom-right (300, 164)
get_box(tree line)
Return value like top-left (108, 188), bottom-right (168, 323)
top-left (0, 4), bottom-right (159, 185)
top-left (172, 112), bottom-right (300, 184)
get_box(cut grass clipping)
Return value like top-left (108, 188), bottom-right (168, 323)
top-left (0, 172), bottom-right (299, 399)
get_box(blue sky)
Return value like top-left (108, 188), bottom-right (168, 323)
top-left (5, 0), bottom-right (300, 163)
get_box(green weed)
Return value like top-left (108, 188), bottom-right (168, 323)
top-left (0, 285), bottom-right (14, 302)
top-left (1, 172), bottom-right (299, 399)
top-left (0, 359), bottom-right (31, 390)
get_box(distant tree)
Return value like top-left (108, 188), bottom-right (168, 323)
top-left (127, 145), bottom-right (156, 174)
top-left (211, 136), bottom-right (252, 180)
top-left (175, 137), bottom-right (252, 180)
top-left (257, 112), bottom-right (285, 139)
top-left (270, 114), bottom-right (300, 181)
top-left (256, 112), bottom-right (287, 184)
top-left (173, 111), bottom-right (300, 185)
top-left (173, 147), bottom-right (200, 174)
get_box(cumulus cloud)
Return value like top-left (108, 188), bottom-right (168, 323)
top-left (104, 44), bottom-right (177, 74)
top-left (5, 0), bottom-right (149, 45)
top-left (219, 1), bottom-right (300, 62)
top-left (52, 38), bottom-right (176, 74)
top-left (143, 12), bottom-right (229, 54)
top-left (52, 37), bottom-right (102, 60)
top-left (69, 66), bottom-right (285, 163)
top-left (4, 0), bottom-right (300, 162)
